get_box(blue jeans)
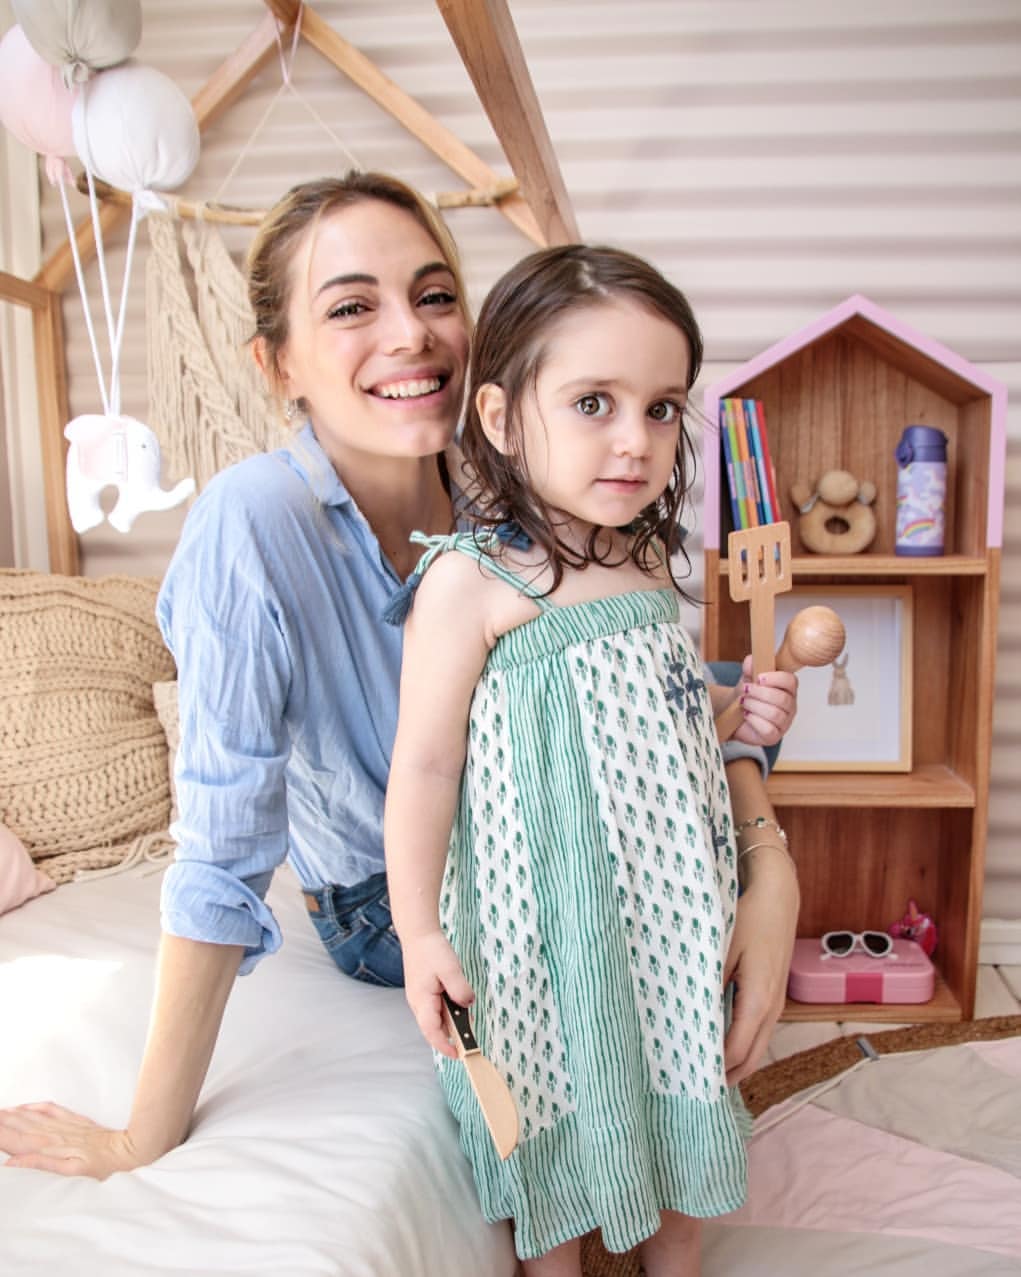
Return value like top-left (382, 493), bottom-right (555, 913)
top-left (303, 872), bottom-right (405, 988)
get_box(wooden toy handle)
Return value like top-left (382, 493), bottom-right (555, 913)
top-left (714, 605), bottom-right (845, 740)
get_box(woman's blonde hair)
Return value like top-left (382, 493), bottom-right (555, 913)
top-left (247, 171), bottom-right (468, 400)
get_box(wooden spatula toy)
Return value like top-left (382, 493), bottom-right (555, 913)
top-left (728, 520), bottom-right (793, 678)
top-left (714, 519), bottom-right (846, 739)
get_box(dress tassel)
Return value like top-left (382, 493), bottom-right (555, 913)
top-left (382, 571), bottom-right (422, 626)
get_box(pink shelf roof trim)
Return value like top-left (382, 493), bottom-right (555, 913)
top-left (701, 294), bottom-right (1007, 550)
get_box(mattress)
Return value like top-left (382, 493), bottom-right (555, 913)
top-left (5, 864), bottom-right (1020, 1276)
top-left (0, 863), bottom-right (517, 1277)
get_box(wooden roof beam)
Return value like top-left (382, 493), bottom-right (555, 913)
top-left (263, 0), bottom-right (544, 245)
top-left (435, 0), bottom-right (578, 247)
top-left (0, 269), bottom-right (50, 311)
top-left (35, 11), bottom-right (284, 293)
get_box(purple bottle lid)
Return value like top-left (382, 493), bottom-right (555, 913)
top-left (896, 425), bottom-right (948, 467)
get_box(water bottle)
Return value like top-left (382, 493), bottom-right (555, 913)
top-left (895, 425), bottom-right (948, 556)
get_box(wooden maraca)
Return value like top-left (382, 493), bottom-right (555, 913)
top-left (715, 605), bottom-right (846, 740)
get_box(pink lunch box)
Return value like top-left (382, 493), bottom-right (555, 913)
top-left (787, 937), bottom-right (935, 1004)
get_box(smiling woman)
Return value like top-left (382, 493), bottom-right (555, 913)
top-left (0, 171), bottom-right (471, 1179)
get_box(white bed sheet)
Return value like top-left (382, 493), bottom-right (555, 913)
top-left (0, 864), bottom-right (517, 1277)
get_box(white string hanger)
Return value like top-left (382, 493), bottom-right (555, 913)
top-left (54, 168), bottom-right (110, 415)
top-left (210, 3), bottom-right (364, 209)
top-left (70, 60), bottom-right (201, 421)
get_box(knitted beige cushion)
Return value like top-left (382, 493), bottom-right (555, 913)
top-left (152, 679), bottom-right (180, 824)
top-left (0, 571), bottom-right (176, 884)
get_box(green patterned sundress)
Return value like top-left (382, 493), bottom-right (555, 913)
top-left (412, 533), bottom-right (748, 1261)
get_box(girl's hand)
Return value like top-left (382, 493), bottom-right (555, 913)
top-left (401, 930), bottom-right (475, 1059)
top-left (731, 658), bottom-right (797, 747)
top-left (722, 854), bottom-right (799, 1085)
top-left (0, 1103), bottom-right (143, 1179)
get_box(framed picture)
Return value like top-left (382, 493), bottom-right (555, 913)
top-left (773, 584), bottom-right (913, 772)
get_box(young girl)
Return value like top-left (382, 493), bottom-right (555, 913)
top-left (385, 245), bottom-right (798, 1274)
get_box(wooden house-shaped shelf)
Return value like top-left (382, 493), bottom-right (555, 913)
top-left (702, 294), bottom-right (1007, 1022)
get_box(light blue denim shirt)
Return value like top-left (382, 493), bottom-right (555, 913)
top-left (157, 424), bottom-right (767, 975)
top-left (157, 425), bottom-right (408, 974)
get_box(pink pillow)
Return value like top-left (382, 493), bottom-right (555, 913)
top-left (0, 822), bottom-right (56, 915)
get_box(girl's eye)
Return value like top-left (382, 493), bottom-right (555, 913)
top-left (418, 288), bottom-right (457, 309)
top-left (649, 400), bottom-right (682, 425)
top-left (575, 392), bottom-right (612, 417)
top-left (327, 300), bottom-right (368, 320)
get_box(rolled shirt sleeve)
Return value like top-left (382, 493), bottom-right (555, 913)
top-left (157, 477), bottom-right (294, 973)
top-left (161, 865), bottom-right (280, 975)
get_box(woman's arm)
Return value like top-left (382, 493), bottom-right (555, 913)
top-left (385, 554), bottom-right (493, 1058)
top-left (721, 756), bottom-right (800, 1086)
top-left (0, 935), bottom-right (242, 1177)
top-left (1, 479), bottom-right (298, 1177)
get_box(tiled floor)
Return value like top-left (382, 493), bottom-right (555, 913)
top-left (766, 963), bottom-right (1021, 1063)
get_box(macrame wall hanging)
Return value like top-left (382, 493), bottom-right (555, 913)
top-left (145, 214), bottom-right (285, 491)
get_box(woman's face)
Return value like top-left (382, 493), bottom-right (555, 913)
top-left (274, 199), bottom-right (470, 473)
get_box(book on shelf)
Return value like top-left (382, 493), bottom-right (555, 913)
top-left (720, 396), bottom-right (781, 527)
top-left (719, 412), bottom-right (742, 533)
top-left (750, 398), bottom-right (781, 522)
top-left (734, 400), bottom-right (765, 524)
top-left (721, 397), bottom-right (757, 527)
top-left (743, 398), bottom-right (774, 523)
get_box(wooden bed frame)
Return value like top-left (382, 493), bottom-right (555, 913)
top-left (0, 0), bottom-right (579, 577)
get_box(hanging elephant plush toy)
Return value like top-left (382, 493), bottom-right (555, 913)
top-left (64, 413), bottom-right (195, 533)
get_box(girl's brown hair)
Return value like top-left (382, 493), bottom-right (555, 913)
top-left (459, 244), bottom-right (703, 594)
top-left (247, 171), bottom-right (468, 406)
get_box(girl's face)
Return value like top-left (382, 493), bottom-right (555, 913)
top-left (274, 199), bottom-right (469, 473)
top-left (493, 298), bottom-right (691, 541)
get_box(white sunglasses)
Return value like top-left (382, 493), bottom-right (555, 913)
top-left (820, 930), bottom-right (895, 960)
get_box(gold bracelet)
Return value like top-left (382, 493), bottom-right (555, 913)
top-left (735, 816), bottom-right (788, 848)
top-left (736, 840), bottom-right (797, 873)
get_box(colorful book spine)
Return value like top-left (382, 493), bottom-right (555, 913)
top-left (723, 398), bottom-right (755, 527)
top-left (744, 398), bottom-right (774, 522)
top-left (729, 397), bottom-right (760, 526)
top-left (753, 399), bottom-right (781, 522)
top-left (719, 405), bottom-right (742, 531)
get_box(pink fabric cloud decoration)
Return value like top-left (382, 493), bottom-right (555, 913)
top-left (0, 822), bottom-right (56, 915)
top-left (0, 24), bottom-right (78, 183)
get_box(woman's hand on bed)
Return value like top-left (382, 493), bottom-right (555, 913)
top-left (722, 854), bottom-right (800, 1086)
top-left (0, 1102), bottom-right (142, 1179)
top-left (401, 930), bottom-right (475, 1059)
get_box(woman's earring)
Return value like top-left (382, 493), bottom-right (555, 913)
top-left (284, 398), bottom-right (300, 421)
